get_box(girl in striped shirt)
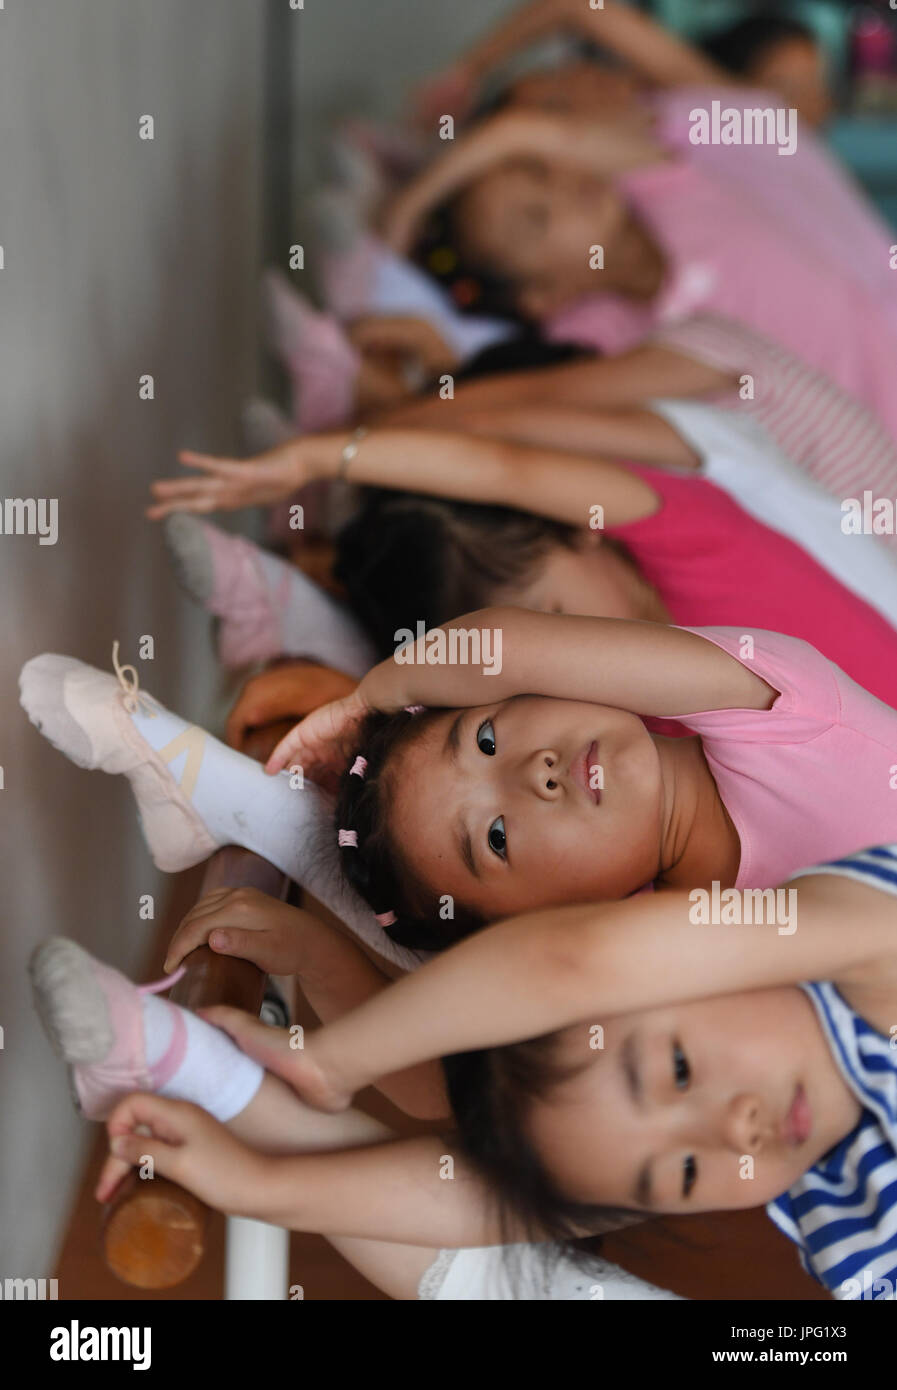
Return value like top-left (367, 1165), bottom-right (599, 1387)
top-left (59, 836), bottom-right (897, 1299)
top-left (246, 842), bottom-right (897, 1298)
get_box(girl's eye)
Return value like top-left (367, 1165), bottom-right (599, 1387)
top-left (682, 1155), bottom-right (697, 1198)
top-left (476, 720), bottom-right (497, 756)
top-left (487, 816), bottom-right (507, 859)
top-left (673, 1041), bottom-right (690, 1090)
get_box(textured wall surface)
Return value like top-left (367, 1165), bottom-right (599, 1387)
top-left (292, 0), bottom-right (518, 183)
top-left (0, 0), bottom-right (265, 1277)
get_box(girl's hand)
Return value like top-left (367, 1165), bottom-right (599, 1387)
top-left (145, 440), bottom-right (306, 520)
top-left (263, 686), bottom-right (375, 779)
top-left (164, 888), bottom-right (322, 977)
top-left (347, 315), bottom-right (459, 376)
top-left (96, 1093), bottom-right (272, 1216)
top-left (225, 662), bottom-right (359, 753)
top-left (200, 1007), bottom-right (354, 1113)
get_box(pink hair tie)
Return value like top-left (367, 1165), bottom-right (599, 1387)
top-left (404, 705), bottom-right (425, 715)
top-left (375, 910), bottom-right (397, 928)
top-left (338, 829), bottom-right (358, 848)
top-left (349, 756), bottom-right (367, 778)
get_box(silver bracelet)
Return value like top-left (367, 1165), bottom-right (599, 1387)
top-left (338, 426), bottom-right (368, 480)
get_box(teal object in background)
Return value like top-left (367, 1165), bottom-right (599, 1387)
top-left (647, 0), bottom-right (848, 59)
top-left (828, 115), bottom-right (897, 227)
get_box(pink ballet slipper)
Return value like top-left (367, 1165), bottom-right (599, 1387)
top-left (19, 653), bottom-right (217, 872)
top-left (315, 220), bottom-right (382, 321)
top-left (30, 938), bottom-right (186, 1121)
top-left (163, 515), bottom-right (287, 669)
top-left (263, 269), bottom-right (360, 431)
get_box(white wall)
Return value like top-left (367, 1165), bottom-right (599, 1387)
top-left (0, 0), bottom-right (266, 1280)
top-left (293, 0), bottom-right (519, 181)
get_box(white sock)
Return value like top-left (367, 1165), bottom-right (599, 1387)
top-left (19, 651), bottom-right (421, 972)
top-left (129, 701), bottom-right (422, 971)
top-left (141, 993), bottom-right (264, 1122)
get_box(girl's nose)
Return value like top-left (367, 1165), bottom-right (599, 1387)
top-left (724, 1093), bottom-right (772, 1154)
top-left (522, 749), bottom-right (562, 799)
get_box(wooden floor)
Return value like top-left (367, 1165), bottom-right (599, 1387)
top-left (52, 867), bottom-right (829, 1302)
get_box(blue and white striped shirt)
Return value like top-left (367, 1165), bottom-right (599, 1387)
top-left (766, 845), bottom-right (897, 1299)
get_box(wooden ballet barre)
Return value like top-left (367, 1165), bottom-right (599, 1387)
top-left (102, 843), bottom-right (290, 1290)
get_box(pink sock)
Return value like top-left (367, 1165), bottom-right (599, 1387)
top-left (263, 269), bottom-right (360, 431)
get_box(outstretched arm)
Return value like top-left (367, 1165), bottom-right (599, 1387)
top-left (565, 0), bottom-right (728, 89)
top-left (370, 608), bottom-right (775, 714)
top-left (411, 0), bottom-right (729, 126)
top-left (402, 405), bottom-right (701, 467)
top-left (148, 425), bottom-right (662, 527)
top-left (265, 610), bottom-right (776, 777)
top-left (367, 342), bottom-right (738, 429)
top-left (289, 870), bottom-right (897, 1108)
top-left (104, 1089), bottom-right (537, 1248)
top-left (145, 340), bottom-right (734, 522)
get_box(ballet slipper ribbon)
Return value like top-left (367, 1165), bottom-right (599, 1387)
top-left (112, 641), bottom-right (160, 718)
top-left (137, 966), bottom-right (188, 996)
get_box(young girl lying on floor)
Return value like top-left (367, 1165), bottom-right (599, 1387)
top-left (20, 609), bottom-right (897, 967)
top-left (30, 843), bottom-right (897, 1297)
top-left (263, 293), bottom-right (897, 601)
top-left (149, 416), bottom-right (897, 711)
top-left (362, 312), bottom-right (897, 555)
top-left (312, 0), bottom-right (865, 397)
top-left (379, 106), bottom-right (897, 443)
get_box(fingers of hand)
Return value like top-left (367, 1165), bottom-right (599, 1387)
top-left (264, 722), bottom-right (307, 775)
top-left (96, 1093), bottom-right (196, 1199)
top-left (164, 888), bottom-right (247, 969)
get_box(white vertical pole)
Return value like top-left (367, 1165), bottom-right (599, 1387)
top-left (225, 1215), bottom-right (290, 1300)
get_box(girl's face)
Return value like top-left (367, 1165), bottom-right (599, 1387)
top-left (528, 988), bottom-right (861, 1214)
top-left (455, 160), bottom-right (628, 319)
top-left (389, 695), bottom-right (665, 920)
top-left (502, 537), bottom-right (656, 622)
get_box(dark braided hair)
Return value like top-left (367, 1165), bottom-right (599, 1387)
top-left (335, 493), bottom-right (577, 661)
top-left (333, 338), bottom-right (595, 658)
top-left (335, 707), bottom-right (486, 952)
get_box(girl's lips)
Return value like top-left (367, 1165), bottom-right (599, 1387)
top-left (570, 740), bottom-right (601, 805)
top-left (783, 1083), bottom-right (812, 1147)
